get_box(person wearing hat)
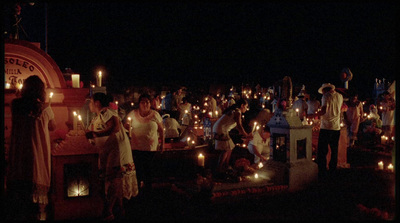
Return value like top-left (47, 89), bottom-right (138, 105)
top-left (314, 83), bottom-right (343, 180)
top-left (292, 91), bottom-right (308, 121)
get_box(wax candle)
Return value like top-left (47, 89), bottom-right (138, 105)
top-left (73, 111), bottom-right (78, 130)
top-left (97, 71), bottom-right (102, 87)
top-left (127, 117), bottom-right (132, 136)
top-left (378, 161), bottom-right (384, 170)
top-left (295, 108), bottom-right (299, 116)
top-left (49, 92), bottom-right (53, 105)
top-left (78, 115), bottom-right (84, 130)
top-left (198, 153), bottom-right (205, 167)
top-left (387, 164), bottom-right (394, 172)
top-left (71, 74), bottom-right (80, 88)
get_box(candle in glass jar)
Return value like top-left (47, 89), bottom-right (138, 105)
top-left (71, 74), bottom-right (80, 88)
top-left (198, 153), bottom-right (205, 167)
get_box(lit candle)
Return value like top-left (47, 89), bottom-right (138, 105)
top-left (73, 111), bottom-right (78, 130)
top-left (252, 121), bottom-right (258, 132)
top-left (295, 108), bottom-right (299, 116)
top-left (254, 173), bottom-right (259, 179)
top-left (71, 74), bottom-right (80, 88)
top-left (387, 163), bottom-right (394, 172)
top-left (5, 82), bottom-right (10, 89)
top-left (381, 135), bottom-right (387, 144)
top-left (198, 153), bottom-right (205, 167)
top-left (127, 117), bottom-right (132, 136)
top-left (378, 161), bottom-right (384, 170)
top-left (258, 162), bottom-right (263, 169)
top-left (49, 92), bottom-right (54, 105)
top-left (97, 71), bottom-right (102, 87)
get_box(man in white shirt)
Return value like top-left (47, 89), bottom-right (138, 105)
top-left (315, 83), bottom-right (343, 180)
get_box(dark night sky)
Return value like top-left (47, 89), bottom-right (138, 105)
top-left (4, 1), bottom-right (398, 97)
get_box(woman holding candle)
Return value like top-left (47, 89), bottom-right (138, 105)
top-left (86, 92), bottom-right (138, 220)
top-left (125, 93), bottom-right (164, 196)
top-left (6, 75), bottom-right (56, 220)
top-left (212, 98), bottom-right (252, 175)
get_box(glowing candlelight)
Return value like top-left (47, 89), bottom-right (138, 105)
top-left (378, 161), bottom-right (384, 170)
top-left (252, 121), bottom-right (258, 132)
top-left (5, 82), bottom-right (10, 89)
top-left (49, 92), bottom-right (54, 105)
top-left (258, 162), bottom-right (263, 169)
top-left (97, 71), bottom-right (102, 87)
top-left (127, 117), bottom-right (132, 136)
top-left (381, 135), bottom-right (387, 144)
top-left (73, 111), bottom-right (78, 131)
top-left (71, 74), bottom-right (80, 88)
top-left (295, 108), bottom-right (299, 116)
top-left (198, 153), bottom-right (205, 167)
top-left (254, 173), bottom-right (259, 179)
top-left (387, 163), bottom-right (394, 172)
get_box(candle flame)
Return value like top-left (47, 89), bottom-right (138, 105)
top-left (73, 111), bottom-right (77, 116)
top-left (49, 92), bottom-right (54, 98)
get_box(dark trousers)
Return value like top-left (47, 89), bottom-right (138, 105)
top-left (131, 150), bottom-right (156, 193)
top-left (317, 129), bottom-right (340, 177)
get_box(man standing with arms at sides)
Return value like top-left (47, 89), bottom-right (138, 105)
top-left (315, 83), bottom-right (343, 181)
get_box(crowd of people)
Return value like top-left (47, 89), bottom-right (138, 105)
top-left (5, 75), bottom-right (395, 220)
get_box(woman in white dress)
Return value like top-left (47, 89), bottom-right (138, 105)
top-left (212, 98), bottom-right (251, 173)
top-left (6, 75), bottom-right (56, 220)
top-left (86, 92), bottom-right (138, 220)
top-left (125, 93), bottom-right (164, 195)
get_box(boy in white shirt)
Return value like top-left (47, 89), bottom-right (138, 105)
top-left (248, 124), bottom-right (271, 164)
